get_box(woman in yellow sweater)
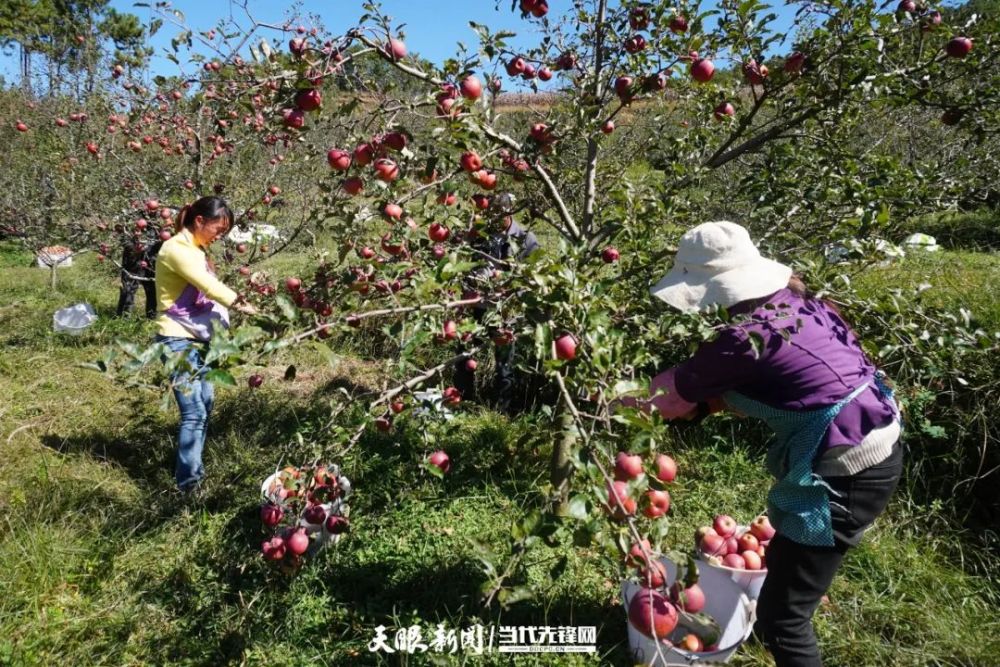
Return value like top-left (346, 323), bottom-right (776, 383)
top-left (154, 196), bottom-right (256, 493)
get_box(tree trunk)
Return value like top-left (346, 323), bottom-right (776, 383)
top-left (549, 410), bottom-right (577, 516)
top-left (20, 44), bottom-right (32, 96)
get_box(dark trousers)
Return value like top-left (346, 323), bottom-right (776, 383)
top-left (117, 273), bottom-right (157, 318)
top-left (755, 442), bottom-right (904, 666)
top-left (453, 337), bottom-right (517, 411)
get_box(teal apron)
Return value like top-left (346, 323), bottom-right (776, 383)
top-left (722, 382), bottom-right (873, 547)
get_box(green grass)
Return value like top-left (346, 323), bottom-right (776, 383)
top-left (2, 242), bottom-right (999, 665)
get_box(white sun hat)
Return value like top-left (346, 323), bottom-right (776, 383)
top-left (650, 221), bottom-right (792, 313)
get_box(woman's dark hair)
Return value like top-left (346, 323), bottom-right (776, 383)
top-left (174, 196), bottom-right (234, 233)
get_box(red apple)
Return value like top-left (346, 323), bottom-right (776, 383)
top-left (784, 51), bottom-right (806, 74)
top-left (690, 58), bottom-right (715, 83)
top-left (607, 481), bottom-right (637, 518)
top-left (325, 515), bottom-right (349, 534)
top-left (722, 553), bottom-right (746, 569)
top-left (442, 319), bottom-right (458, 341)
top-left (289, 37), bottom-right (307, 56)
top-left (679, 634), bottom-right (703, 652)
top-left (669, 15), bottom-right (689, 34)
top-left (638, 560), bottom-right (668, 588)
top-left (945, 36), bottom-right (973, 58)
top-left (538, 66), bottom-right (553, 81)
top-left (629, 7), bottom-right (649, 30)
top-left (699, 532), bottom-right (726, 557)
top-left (135, 219), bottom-right (148, 230)
top-left (554, 333), bottom-right (577, 360)
top-left (624, 34), bottom-right (647, 54)
top-left (628, 589), bottom-right (678, 640)
top-left (465, 358), bottom-right (478, 371)
top-left (383, 203), bottom-right (403, 221)
top-left (654, 454), bottom-right (677, 483)
top-left (742, 60), bottom-right (769, 85)
top-left (614, 76), bottom-right (634, 103)
top-left (303, 504), bottom-right (327, 525)
top-left (248, 374), bottom-right (264, 388)
top-left (713, 514), bottom-right (737, 538)
top-left (671, 582), bottom-right (706, 613)
top-left (159, 230), bottom-right (172, 242)
top-left (750, 514), bottom-right (776, 541)
top-left (15, 121), bottom-right (28, 132)
top-left (343, 177), bottom-right (364, 195)
top-left (460, 151), bottom-right (482, 172)
top-left (286, 528), bottom-right (309, 555)
top-left (601, 120), bottom-right (615, 134)
top-left (260, 503), bottom-right (283, 527)
top-left (428, 450), bottom-right (451, 473)
top-left (374, 158), bottom-right (399, 182)
top-left (714, 101), bottom-right (735, 120)
top-left (428, 222), bottom-right (450, 242)
top-left (460, 74), bottom-right (482, 100)
top-left (384, 38), bottom-right (407, 60)
top-left (282, 108), bottom-right (305, 129)
top-left (741, 550), bottom-right (763, 570)
top-left (261, 536), bottom-right (286, 561)
top-left (737, 532), bottom-right (760, 553)
top-left (285, 277), bottom-right (302, 292)
top-left (353, 143), bottom-right (375, 166)
top-left (643, 489), bottom-right (671, 518)
top-left (295, 88), bottom-right (322, 111)
top-left (724, 536), bottom-right (739, 555)
top-left (694, 526), bottom-right (716, 543)
top-left (437, 191), bottom-right (457, 206)
top-left (615, 452), bottom-right (644, 481)
top-left (327, 149), bottom-right (352, 171)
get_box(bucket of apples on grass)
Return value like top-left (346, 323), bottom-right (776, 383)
top-left (258, 462), bottom-right (351, 571)
top-left (616, 452), bottom-right (756, 665)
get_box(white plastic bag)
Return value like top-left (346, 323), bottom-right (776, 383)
top-left (903, 233), bottom-right (940, 252)
top-left (53, 303), bottom-right (97, 335)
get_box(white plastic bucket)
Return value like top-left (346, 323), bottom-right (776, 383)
top-left (622, 557), bottom-right (755, 666)
top-left (697, 526), bottom-right (769, 600)
top-left (53, 303), bottom-right (97, 335)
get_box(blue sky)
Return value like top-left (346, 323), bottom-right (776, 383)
top-left (0, 0), bottom-right (797, 86)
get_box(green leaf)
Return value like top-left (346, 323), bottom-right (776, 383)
top-left (203, 369), bottom-right (236, 386)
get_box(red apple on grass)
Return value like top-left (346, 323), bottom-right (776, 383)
top-left (248, 374), bottom-right (264, 388)
top-left (428, 450), bottom-right (451, 473)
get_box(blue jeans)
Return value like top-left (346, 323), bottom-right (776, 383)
top-left (155, 335), bottom-right (214, 490)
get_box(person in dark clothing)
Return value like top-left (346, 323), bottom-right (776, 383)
top-left (453, 195), bottom-right (539, 412)
top-left (116, 235), bottom-right (163, 318)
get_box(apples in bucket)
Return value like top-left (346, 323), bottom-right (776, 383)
top-left (696, 514), bottom-right (774, 570)
top-left (259, 462), bottom-right (352, 570)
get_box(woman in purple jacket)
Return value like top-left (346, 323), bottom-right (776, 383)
top-left (636, 221), bottom-right (903, 667)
